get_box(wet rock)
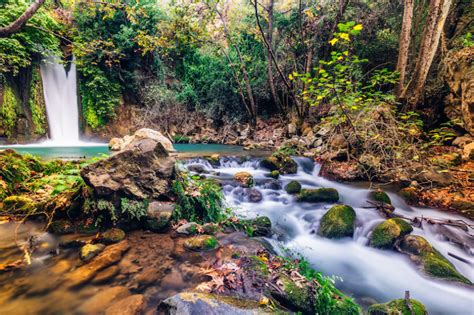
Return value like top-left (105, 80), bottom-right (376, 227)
top-left (187, 164), bottom-right (206, 174)
top-left (92, 265), bottom-right (120, 284)
top-left (370, 190), bottom-right (391, 205)
top-left (319, 160), bottom-right (362, 181)
top-left (176, 222), bottom-right (201, 235)
top-left (370, 218), bottom-right (412, 249)
top-left (297, 188), bottom-right (339, 203)
top-left (184, 235), bottom-right (218, 251)
top-left (234, 171), bottom-right (254, 187)
top-left (413, 168), bottom-right (453, 187)
top-left (260, 153), bottom-right (297, 174)
top-left (145, 201), bottom-right (174, 232)
top-left (208, 154), bottom-right (220, 165)
top-left (49, 219), bottom-right (74, 235)
top-left (80, 243), bottom-right (106, 262)
top-left (268, 170), bottom-right (279, 179)
top-left (247, 188), bottom-right (263, 203)
top-left (160, 292), bottom-right (263, 315)
top-left (318, 204), bottom-right (356, 239)
top-left (66, 240), bottom-right (130, 287)
top-left (105, 294), bottom-right (145, 315)
top-left (269, 273), bottom-right (315, 313)
top-left (368, 298), bottom-right (427, 315)
top-left (399, 187), bottom-right (419, 205)
top-left (79, 286), bottom-right (130, 314)
top-left (100, 228), bottom-right (126, 244)
top-left (82, 131), bottom-right (176, 200)
top-left (397, 235), bottom-right (471, 285)
top-left (285, 180), bottom-right (302, 194)
top-left (242, 216), bottom-right (272, 237)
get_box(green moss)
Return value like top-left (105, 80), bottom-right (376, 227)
top-left (399, 235), bottom-right (471, 285)
top-left (368, 298), bottom-right (427, 315)
top-left (370, 218), bottom-right (413, 249)
top-left (184, 235), bottom-right (219, 251)
top-left (400, 187), bottom-right (419, 205)
top-left (0, 82), bottom-right (18, 138)
top-left (285, 180), bottom-right (301, 194)
top-left (260, 153), bottom-right (297, 174)
top-left (268, 170), bottom-right (280, 179)
top-left (2, 195), bottom-right (36, 214)
top-left (29, 69), bottom-right (47, 135)
top-left (241, 216), bottom-right (272, 237)
top-left (297, 188), bottom-right (339, 203)
top-left (318, 204), bottom-right (356, 239)
top-left (371, 190), bottom-right (391, 204)
top-left (277, 273), bottom-right (314, 313)
top-left (423, 249), bottom-right (471, 284)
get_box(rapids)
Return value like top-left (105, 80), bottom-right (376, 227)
top-left (181, 156), bottom-right (474, 314)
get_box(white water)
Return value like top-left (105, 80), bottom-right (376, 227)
top-left (40, 56), bottom-right (80, 145)
top-left (181, 157), bottom-right (474, 314)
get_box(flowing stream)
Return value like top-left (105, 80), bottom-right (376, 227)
top-left (40, 56), bottom-right (80, 145)
top-left (181, 156), bottom-right (474, 314)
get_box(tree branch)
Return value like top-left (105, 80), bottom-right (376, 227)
top-left (0, 0), bottom-right (46, 37)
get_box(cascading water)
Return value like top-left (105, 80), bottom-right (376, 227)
top-left (180, 157), bottom-right (474, 314)
top-left (40, 56), bottom-right (80, 145)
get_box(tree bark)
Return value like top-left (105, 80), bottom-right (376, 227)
top-left (0, 0), bottom-right (46, 37)
top-left (396, 0), bottom-right (414, 98)
top-left (404, 0), bottom-right (453, 109)
top-left (265, 0), bottom-right (282, 115)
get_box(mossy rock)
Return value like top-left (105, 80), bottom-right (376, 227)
top-left (370, 218), bottom-right (413, 249)
top-left (176, 222), bottom-right (201, 235)
top-left (3, 196), bottom-right (37, 214)
top-left (260, 153), bottom-right (297, 174)
top-left (100, 228), bottom-right (126, 244)
top-left (184, 235), bottom-right (218, 251)
top-left (202, 223), bottom-right (220, 235)
top-left (271, 273), bottom-right (315, 313)
top-left (285, 180), bottom-right (302, 194)
top-left (145, 211), bottom-right (172, 232)
top-left (297, 188), bottom-right (339, 203)
top-left (400, 187), bottom-right (419, 205)
top-left (80, 243), bottom-right (105, 262)
top-left (368, 298), bottom-right (427, 315)
top-left (318, 204), bottom-right (356, 239)
top-left (49, 219), bottom-right (75, 235)
top-left (398, 235), bottom-right (471, 285)
top-left (242, 216), bottom-right (272, 237)
top-left (268, 170), bottom-right (280, 179)
top-left (233, 171), bottom-right (254, 187)
top-left (370, 190), bottom-right (391, 205)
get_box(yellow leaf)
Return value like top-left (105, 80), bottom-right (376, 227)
top-left (289, 74), bottom-right (293, 80)
top-left (329, 38), bottom-right (338, 46)
top-left (353, 24), bottom-right (363, 31)
top-left (340, 33), bottom-right (350, 41)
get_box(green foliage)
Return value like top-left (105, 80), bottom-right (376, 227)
top-left (461, 32), bottom-right (473, 48)
top-left (0, 81), bottom-right (18, 137)
top-left (172, 134), bottom-right (190, 143)
top-left (120, 198), bottom-right (148, 221)
top-left (29, 69), bottom-right (47, 135)
top-left (0, 0), bottom-right (61, 75)
top-left (172, 172), bottom-right (226, 223)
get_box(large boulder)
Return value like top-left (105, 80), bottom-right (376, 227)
top-left (370, 218), bottom-right (413, 249)
top-left (109, 128), bottom-right (175, 152)
top-left (285, 180), bottom-right (302, 194)
top-left (82, 131), bottom-right (176, 200)
top-left (398, 235), bottom-right (471, 285)
top-left (318, 204), bottom-right (356, 239)
top-left (234, 172), bottom-right (254, 187)
top-left (144, 201), bottom-right (174, 232)
top-left (368, 298), bottom-right (427, 315)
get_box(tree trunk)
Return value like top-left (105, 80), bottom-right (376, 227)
top-left (0, 0), bottom-right (46, 37)
top-left (396, 0), bottom-right (414, 98)
top-left (266, 0), bottom-right (281, 114)
top-left (404, 0), bottom-right (453, 109)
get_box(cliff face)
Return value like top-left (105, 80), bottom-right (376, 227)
top-left (0, 66), bottom-right (48, 144)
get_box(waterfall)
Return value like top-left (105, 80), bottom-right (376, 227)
top-left (40, 56), bottom-right (80, 145)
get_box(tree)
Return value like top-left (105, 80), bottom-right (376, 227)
top-left (400, 0), bottom-right (453, 109)
top-left (395, 0), bottom-right (414, 98)
top-left (0, 0), bottom-right (45, 37)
